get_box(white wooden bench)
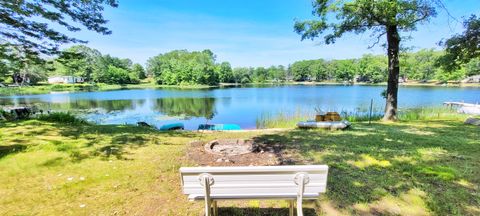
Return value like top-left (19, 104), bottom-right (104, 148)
top-left (180, 165), bottom-right (328, 216)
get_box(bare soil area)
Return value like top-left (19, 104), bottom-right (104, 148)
top-left (187, 138), bottom-right (305, 166)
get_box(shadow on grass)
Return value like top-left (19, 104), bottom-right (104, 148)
top-left (253, 120), bottom-right (480, 215)
top-left (0, 144), bottom-right (27, 159)
top-left (217, 207), bottom-right (316, 216)
top-left (1, 119), bottom-right (199, 161)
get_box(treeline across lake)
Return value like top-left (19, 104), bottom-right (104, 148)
top-left (1, 46), bottom-right (479, 86)
top-left (289, 49), bottom-right (479, 83)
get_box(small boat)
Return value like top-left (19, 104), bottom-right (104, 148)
top-left (198, 124), bottom-right (242, 131)
top-left (297, 120), bottom-right (351, 130)
top-left (159, 123), bottom-right (184, 131)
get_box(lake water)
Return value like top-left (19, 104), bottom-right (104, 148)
top-left (1, 85), bottom-right (479, 129)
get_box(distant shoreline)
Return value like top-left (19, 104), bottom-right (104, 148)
top-left (1, 81), bottom-right (479, 96)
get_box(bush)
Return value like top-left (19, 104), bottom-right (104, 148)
top-left (37, 112), bottom-right (86, 124)
top-left (0, 110), bottom-right (11, 121)
top-left (96, 66), bottom-right (139, 84)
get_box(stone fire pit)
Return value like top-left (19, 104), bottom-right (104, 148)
top-left (204, 139), bottom-right (257, 156)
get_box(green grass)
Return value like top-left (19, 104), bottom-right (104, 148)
top-left (0, 116), bottom-right (479, 215)
top-left (0, 83), bottom-right (161, 96)
top-left (254, 120), bottom-right (480, 215)
top-left (36, 112), bottom-right (87, 124)
top-left (0, 82), bottom-right (217, 96)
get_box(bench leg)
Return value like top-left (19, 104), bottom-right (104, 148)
top-left (289, 200), bottom-right (294, 216)
top-left (296, 198), bottom-right (303, 216)
top-left (202, 177), bottom-right (212, 216)
top-left (212, 201), bottom-right (218, 216)
top-left (296, 174), bottom-right (305, 216)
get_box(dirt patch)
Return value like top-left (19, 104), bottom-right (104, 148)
top-left (204, 139), bottom-right (256, 156)
top-left (187, 138), bottom-right (303, 166)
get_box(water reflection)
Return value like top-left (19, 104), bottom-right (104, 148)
top-left (154, 97), bottom-right (216, 119)
top-left (0, 85), bottom-right (479, 129)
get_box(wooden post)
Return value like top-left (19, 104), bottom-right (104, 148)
top-left (369, 99), bottom-right (373, 125)
top-left (212, 201), bottom-right (218, 216)
top-left (289, 200), bottom-right (294, 216)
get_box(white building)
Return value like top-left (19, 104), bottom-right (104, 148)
top-left (48, 76), bottom-right (84, 84)
top-left (461, 75), bottom-right (480, 83)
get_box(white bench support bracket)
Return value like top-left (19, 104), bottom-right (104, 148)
top-left (294, 172), bottom-right (309, 216)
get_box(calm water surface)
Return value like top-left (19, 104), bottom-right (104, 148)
top-left (1, 85), bottom-right (479, 129)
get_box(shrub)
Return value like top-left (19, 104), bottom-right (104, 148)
top-left (37, 112), bottom-right (86, 124)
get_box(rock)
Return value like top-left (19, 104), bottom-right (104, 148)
top-left (216, 158), bottom-right (223, 163)
top-left (464, 117), bottom-right (480, 126)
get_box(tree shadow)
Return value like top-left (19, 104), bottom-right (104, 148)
top-left (0, 144), bottom-right (27, 159)
top-left (1, 119), bottom-right (199, 162)
top-left (252, 121), bottom-right (480, 215)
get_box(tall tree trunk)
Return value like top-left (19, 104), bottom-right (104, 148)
top-left (383, 25), bottom-right (401, 121)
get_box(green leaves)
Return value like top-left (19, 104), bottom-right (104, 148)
top-left (146, 50), bottom-right (219, 86)
top-left (439, 15), bottom-right (480, 71)
top-left (295, 0), bottom-right (437, 45)
top-left (0, 0), bottom-right (117, 62)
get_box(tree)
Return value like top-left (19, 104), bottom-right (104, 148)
top-left (290, 60), bottom-right (312, 81)
top-left (132, 63), bottom-right (146, 80)
top-left (0, 0), bottom-right (118, 63)
top-left (216, 62), bottom-right (234, 83)
top-left (439, 15), bottom-right (480, 72)
top-left (96, 65), bottom-right (136, 85)
top-left (146, 50), bottom-right (219, 85)
top-left (55, 45), bottom-right (102, 81)
top-left (309, 60), bottom-right (328, 81)
top-left (232, 67), bottom-right (252, 84)
top-left (253, 67), bottom-right (269, 83)
top-left (331, 59), bottom-right (357, 82)
top-left (295, 0), bottom-right (439, 121)
top-left (267, 65), bottom-right (288, 82)
top-left (464, 58), bottom-right (480, 77)
top-left (358, 54), bottom-right (387, 83)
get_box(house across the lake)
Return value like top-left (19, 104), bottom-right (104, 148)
top-left (48, 76), bottom-right (84, 84)
top-left (461, 75), bottom-right (480, 83)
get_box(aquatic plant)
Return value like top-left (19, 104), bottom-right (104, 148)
top-left (37, 112), bottom-right (87, 124)
top-left (256, 106), bottom-right (468, 128)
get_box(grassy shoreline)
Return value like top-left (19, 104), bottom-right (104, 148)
top-left (256, 107), bottom-right (470, 129)
top-left (0, 114), bottom-right (478, 215)
top-left (0, 83), bottom-right (215, 96)
top-left (1, 81), bottom-right (479, 96)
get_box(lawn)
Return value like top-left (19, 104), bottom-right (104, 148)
top-left (0, 118), bottom-right (478, 215)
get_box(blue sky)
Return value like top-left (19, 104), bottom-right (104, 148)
top-left (70, 0), bottom-right (480, 67)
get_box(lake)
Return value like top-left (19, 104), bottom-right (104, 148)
top-left (1, 85), bottom-right (479, 129)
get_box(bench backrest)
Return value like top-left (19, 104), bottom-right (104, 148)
top-left (180, 165), bottom-right (328, 197)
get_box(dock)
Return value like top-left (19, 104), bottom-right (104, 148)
top-left (444, 101), bottom-right (480, 115)
top-left (443, 102), bottom-right (480, 107)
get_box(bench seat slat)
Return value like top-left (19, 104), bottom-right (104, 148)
top-left (182, 173), bottom-right (326, 183)
top-left (180, 165), bottom-right (328, 173)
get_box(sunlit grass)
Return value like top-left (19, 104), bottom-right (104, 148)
top-left (253, 120), bottom-right (479, 215)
